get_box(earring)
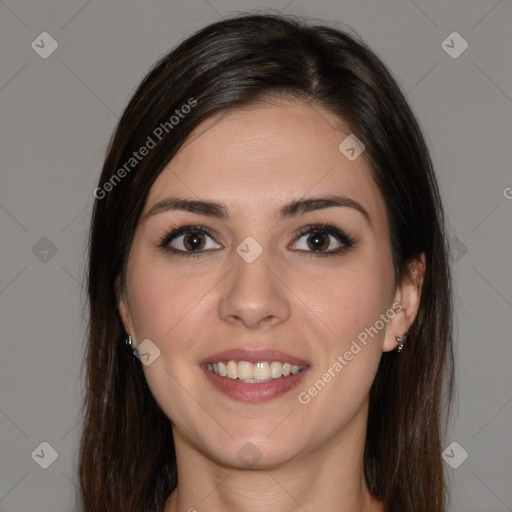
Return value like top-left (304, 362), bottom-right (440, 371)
top-left (395, 334), bottom-right (407, 352)
top-left (125, 334), bottom-right (132, 347)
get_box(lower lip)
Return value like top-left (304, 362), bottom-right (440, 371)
top-left (201, 366), bottom-right (310, 403)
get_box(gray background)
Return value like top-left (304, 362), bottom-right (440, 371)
top-left (1, 0), bottom-right (511, 511)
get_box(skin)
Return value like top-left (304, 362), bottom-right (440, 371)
top-left (117, 99), bottom-right (425, 512)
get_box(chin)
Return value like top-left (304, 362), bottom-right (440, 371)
top-left (203, 435), bottom-right (302, 470)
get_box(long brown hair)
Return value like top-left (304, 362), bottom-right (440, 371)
top-left (79, 13), bottom-right (454, 512)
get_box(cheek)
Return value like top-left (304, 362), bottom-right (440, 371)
top-left (297, 253), bottom-right (394, 346)
top-left (297, 256), bottom-right (394, 416)
top-left (126, 248), bottom-right (212, 345)
top-left (126, 256), bottom-right (215, 427)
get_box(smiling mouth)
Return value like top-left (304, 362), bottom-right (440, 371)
top-left (206, 360), bottom-right (307, 383)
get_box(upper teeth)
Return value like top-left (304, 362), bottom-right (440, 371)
top-left (207, 360), bottom-right (305, 381)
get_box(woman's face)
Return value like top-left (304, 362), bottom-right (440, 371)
top-left (119, 100), bottom-right (420, 468)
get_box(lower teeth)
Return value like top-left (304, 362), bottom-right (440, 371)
top-left (208, 367), bottom-right (304, 382)
top-left (238, 378), bottom-right (273, 383)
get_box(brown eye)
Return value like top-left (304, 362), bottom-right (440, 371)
top-left (306, 232), bottom-right (330, 251)
top-left (182, 231), bottom-right (206, 251)
top-left (159, 225), bottom-right (222, 257)
top-left (289, 223), bottom-right (356, 257)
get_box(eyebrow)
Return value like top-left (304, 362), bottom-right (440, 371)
top-left (145, 194), bottom-right (372, 227)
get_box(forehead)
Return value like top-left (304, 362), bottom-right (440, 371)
top-left (144, 100), bottom-right (387, 229)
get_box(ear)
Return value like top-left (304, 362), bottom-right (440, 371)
top-left (382, 253), bottom-right (426, 352)
top-left (115, 274), bottom-right (136, 345)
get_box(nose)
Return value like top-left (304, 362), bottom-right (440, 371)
top-left (218, 247), bottom-right (291, 330)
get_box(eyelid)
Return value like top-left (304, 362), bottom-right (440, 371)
top-left (158, 224), bottom-right (216, 246)
top-left (158, 222), bottom-right (357, 257)
top-left (292, 223), bottom-right (355, 246)
top-left (289, 223), bottom-right (356, 256)
top-left (158, 224), bottom-right (221, 256)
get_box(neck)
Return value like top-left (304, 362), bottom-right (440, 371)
top-left (164, 401), bottom-right (383, 512)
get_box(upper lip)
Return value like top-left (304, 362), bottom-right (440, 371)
top-left (199, 348), bottom-right (310, 366)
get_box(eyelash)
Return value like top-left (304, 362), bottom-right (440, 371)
top-left (158, 223), bottom-right (357, 259)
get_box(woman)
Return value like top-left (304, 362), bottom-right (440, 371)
top-left (79, 13), bottom-right (454, 512)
